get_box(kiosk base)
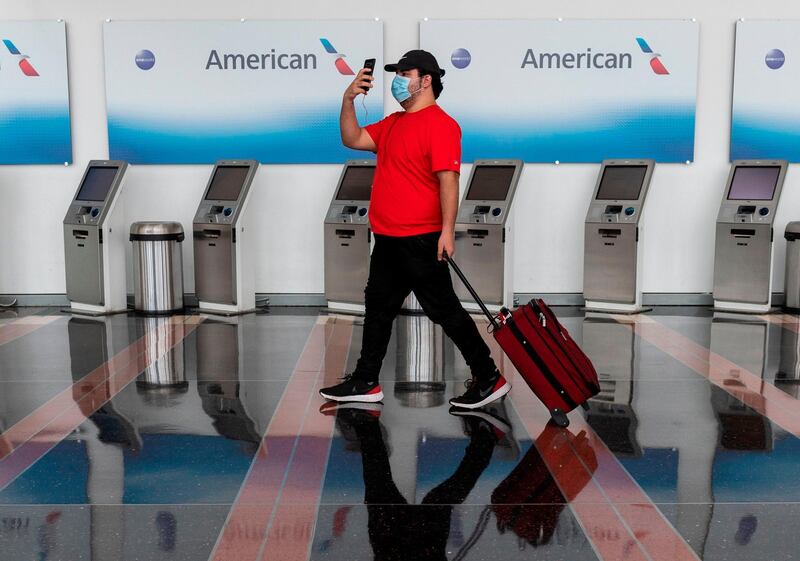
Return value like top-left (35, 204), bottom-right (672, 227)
top-left (198, 301), bottom-right (256, 316)
top-left (63, 302), bottom-right (129, 317)
top-left (461, 301), bottom-right (504, 315)
top-left (713, 300), bottom-right (778, 314)
top-left (324, 301), bottom-right (365, 316)
top-left (583, 300), bottom-right (652, 315)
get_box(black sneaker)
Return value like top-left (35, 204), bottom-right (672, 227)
top-left (319, 373), bottom-right (384, 403)
top-left (449, 370), bottom-right (510, 409)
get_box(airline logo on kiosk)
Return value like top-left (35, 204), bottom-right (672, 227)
top-left (319, 38), bottom-right (355, 75)
top-left (635, 37), bottom-right (669, 75)
top-left (1, 39), bottom-right (39, 76)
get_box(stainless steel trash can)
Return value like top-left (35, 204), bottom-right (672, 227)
top-left (130, 222), bottom-right (185, 314)
top-left (785, 222), bottom-right (800, 310)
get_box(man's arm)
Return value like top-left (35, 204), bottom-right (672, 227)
top-left (437, 170), bottom-right (460, 260)
top-left (341, 68), bottom-right (377, 151)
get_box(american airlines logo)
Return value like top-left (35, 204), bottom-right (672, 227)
top-left (1, 39), bottom-right (39, 76)
top-left (635, 37), bottom-right (669, 75)
top-left (520, 36), bottom-right (670, 75)
top-left (319, 38), bottom-right (355, 75)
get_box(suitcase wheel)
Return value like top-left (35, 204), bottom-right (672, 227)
top-left (550, 409), bottom-right (570, 428)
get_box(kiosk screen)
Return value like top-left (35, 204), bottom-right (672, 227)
top-left (205, 166), bottom-right (250, 201)
top-left (76, 167), bottom-right (119, 201)
top-left (336, 166), bottom-right (375, 201)
top-left (466, 166), bottom-right (517, 200)
top-left (727, 166), bottom-right (781, 201)
top-left (596, 165), bottom-right (648, 200)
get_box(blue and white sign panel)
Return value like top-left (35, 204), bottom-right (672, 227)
top-left (731, 21), bottom-right (800, 161)
top-left (104, 20), bottom-right (383, 164)
top-left (420, 20), bottom-right (699, 163)
top-left (0, 21), bottom-right (71, 164)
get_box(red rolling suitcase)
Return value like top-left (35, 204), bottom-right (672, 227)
top-left (445, 253), bottom-right (599, 427)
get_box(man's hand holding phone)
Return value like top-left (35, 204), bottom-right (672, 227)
top-left (344, 59), bottom-right (375, 102)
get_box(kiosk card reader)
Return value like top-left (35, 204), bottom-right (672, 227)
top-left (324, 160), bottom-right (375, 314)
top-left (453, 159), bottom-right (523, 313)
top-left (193, 160), bottom-right (259, 315)
top-left (712, 160), bottom-right (788, 313)
top-left (583, 159), bottom-right (655, 313)
top-left (63, 161), bottom-right (129, 315)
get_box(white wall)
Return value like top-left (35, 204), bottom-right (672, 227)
top-left (2, 0), bottom-right (799, 296)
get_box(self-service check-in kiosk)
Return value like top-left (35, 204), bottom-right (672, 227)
top-left (63, 161), bottom-right (129, 315)
top-left (712, 160), bottom-right (788, 313)
top-left (324, 160), bottom-right (375, 314)
top-left (193, 160), bottom-right (259, 315)
top-left (583, 159), bottom-right (655, 313)
top-left (453, 160), bottom-right (523, 313)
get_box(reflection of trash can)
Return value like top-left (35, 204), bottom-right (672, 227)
top-left (135, 316), bottom-right (188, 393)
top-left (784, 222), bottom-right (800, 310)
top-left (130, 222), bottom-right (185, 314)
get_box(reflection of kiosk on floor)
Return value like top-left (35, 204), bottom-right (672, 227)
top-left (193, 161), bottom-right (259, 315)
top-left (584, 160), bottom-right (655, 313)
top-left (63, 161), bottom-right (129, 315)
top-left (67, 316), bottom-right (140, 447)
top-left (582, 314), bottom-right (641, 457)
top-left (196, 317), bottom-right (261, 448)
top-left (713, 160), bottom-right (788, 313)
top-left (709, 313), bottom-right (773, 451)
top-left (453, 159), bottom-right (523, 313)
top-left (777, 322), bottom-right (800, 398)
top-left (324, 160), bottom-right (375, 314)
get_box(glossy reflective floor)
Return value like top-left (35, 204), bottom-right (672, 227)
top-left (1, 306), bottom-right (800, 560)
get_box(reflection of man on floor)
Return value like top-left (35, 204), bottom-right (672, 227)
top-left (323, 401), bottom-right (600, 559)
top-left (328, 403), bottom-right (509, 561)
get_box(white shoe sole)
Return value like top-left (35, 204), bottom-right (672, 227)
top-left (319, 390), bottom-right (384, 403)
top-left (449, 382), bottom-right (511, 410)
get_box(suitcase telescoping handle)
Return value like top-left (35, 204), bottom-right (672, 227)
top-left (442, 251), bottom-right (500, 331)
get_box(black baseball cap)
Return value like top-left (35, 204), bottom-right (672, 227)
top-left (384, 50), bottom-right (446, 77)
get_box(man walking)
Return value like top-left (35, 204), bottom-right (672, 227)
top-left (320, 50), bottom-right (510, 409)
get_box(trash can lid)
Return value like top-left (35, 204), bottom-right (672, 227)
top-left (785, 222), bottom-right (800, 241)
top-left (130, 221), bottom-right (184, 241)
top-left (130, 221), bottom-right (184, 236)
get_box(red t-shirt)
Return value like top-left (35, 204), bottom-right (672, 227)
top-left (365, 105), bottom-right (461, 237)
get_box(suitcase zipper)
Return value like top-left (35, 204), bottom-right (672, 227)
top-left (522, 303), bottom-right (593, 398)
top-left (535, 299), bottom-right (599, 387)
top-left (504, 316), bottom-right (578, 410)
top-left (529, 301), bottom-right (600, 394)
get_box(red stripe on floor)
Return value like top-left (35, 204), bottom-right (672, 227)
top-left (477, 318), bottom-right (699, 561)
top-left (209, 316), bottom-right (352, 561)
top-left (622, 315), bottom-right (800, 436)
top-left (0, 316), bottom-right (202, 490)
top-left (0, 316), bottom-right (184, 461)
top-left (258, 320), bottom-right (353, 561)
top-left (0, 315), bottom-right (61, 346)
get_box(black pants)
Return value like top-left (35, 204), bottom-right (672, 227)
top-left (354, 231), bottom-right (496, 382)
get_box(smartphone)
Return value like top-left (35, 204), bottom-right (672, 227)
top-left (362, 58), bottom-right (376, 93)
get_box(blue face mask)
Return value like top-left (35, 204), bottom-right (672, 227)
top-left (391, 75), bottom-right (421, 103)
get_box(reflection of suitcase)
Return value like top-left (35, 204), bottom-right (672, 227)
top-left (491, 426), bottom-right (598, 547)
top-left (446, 253), bottom-right (599, 427)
